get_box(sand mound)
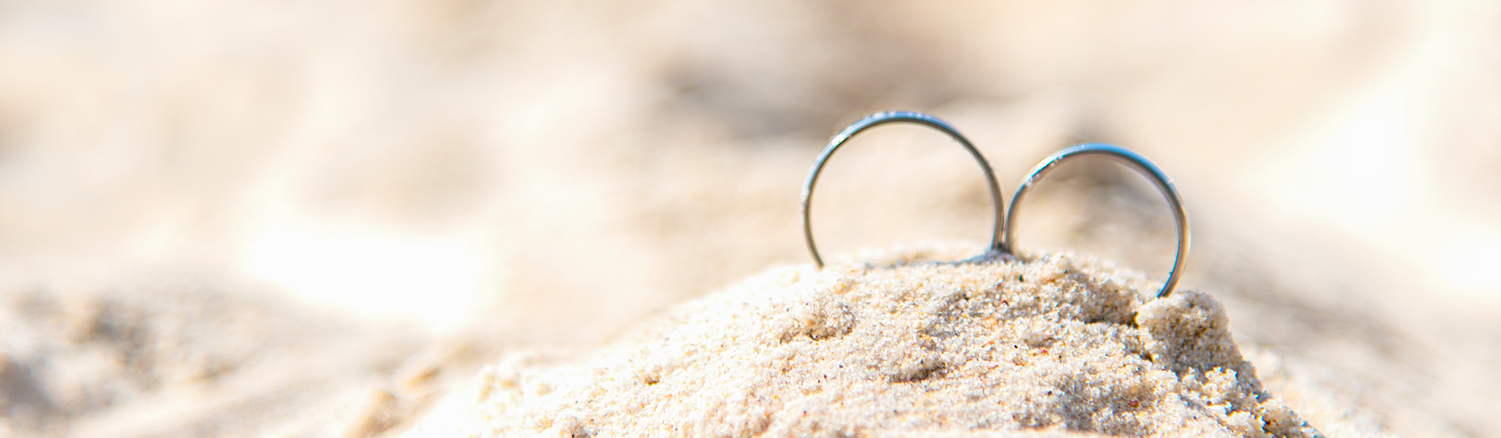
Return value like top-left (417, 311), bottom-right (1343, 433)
top-left (402, 253), bottom-right (1321, 437)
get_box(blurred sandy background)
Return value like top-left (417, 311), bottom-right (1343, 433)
top-left (1, 0), bottom-right (1499, 437)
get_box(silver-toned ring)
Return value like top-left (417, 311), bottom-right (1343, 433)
top-left (801, 111), bottom-right (1007, 268)
top-left (1003, 143), bottom-right (1191, 298)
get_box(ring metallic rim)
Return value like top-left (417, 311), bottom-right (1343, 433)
top-left (801, 111), bottom-right (1006, 268)
top-left (1003, 143), bottom-right (1191, 298)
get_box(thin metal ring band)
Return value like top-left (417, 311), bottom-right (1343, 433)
top-left (802, 111), bottom-right (1006, 268)
top-left (1002, 144), bottom-right (1191, 298)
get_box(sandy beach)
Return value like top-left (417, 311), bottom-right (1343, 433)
top-left (2, 1), bottom-right (1500, 437)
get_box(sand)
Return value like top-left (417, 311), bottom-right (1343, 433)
top-left (402, 253), bottom-right (1321, 438)
top-left (5, 1), bottom-right (1501, 436)
top-left (0, 277), bottom-right (474, 438)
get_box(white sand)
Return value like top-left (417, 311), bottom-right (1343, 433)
top-left (6, 1), bottom-right (1501, 435)
top-left (403, 253), bottom-right (1321, 437)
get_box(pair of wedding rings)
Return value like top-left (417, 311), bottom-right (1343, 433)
top-left (800, 111), bottom-right (1190, 298)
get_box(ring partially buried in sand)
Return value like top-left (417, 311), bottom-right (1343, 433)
top-left (801, 111), bottom-right (1192, 297)
top-left (800, 111), bottom-right (1008, 268)
top-left (1006, 144), bottom-right (1191, 298)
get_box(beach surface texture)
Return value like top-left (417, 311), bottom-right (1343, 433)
top-left (403, 253), bottom-right (1323, 437)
